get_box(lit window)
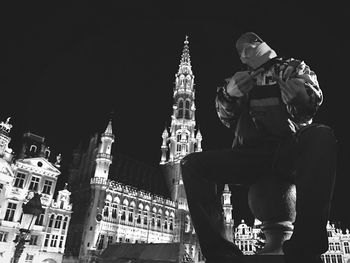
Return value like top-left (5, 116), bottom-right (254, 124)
top-left (28, 176), bottom-right (40, 191)
top-left (42, 180), bottom-right (52, 195)
top-left (344, 242), bottom-right (350, 253)
top-left (54, 216), bottom-right (62, 228)
top-left (0, 231), bottom-right (8, 242)
top-left (44, 234), bottom-right (50, 247)
top-left (48, 214), bottom-right (55, 227)
top-left (14, 173), bottom-right (26, 188)
top-left (29, 145), bottom-right (37, 153)
top-left (4, 202), bottom-right (17, 221)
top-left (177, 144), bottom-right (181, 152)
top-left (108, 236), bottom-right (113, 245)
top-left (104, 202), bottom-right (110, 217)
top-left (62, 217), bottom-right (68, 229)
top-left (35, 210), bottom-right (45, 226)
top-left (185, 100), bottom-right (190, 119)
top-left (112, 204), bottom-right (118, 219)
top-left (29, 235), bottom-right (38, 245)
top-left (50, 235), bottom-right (58, 247)
top-left (98, 235), bottom-right (104, 250)
top-left (59, 236), bottom-right (64, 248)
top-left (177, 100), bottom-right (184, 118)
top-left (25, 254), bottom-right (34, 263)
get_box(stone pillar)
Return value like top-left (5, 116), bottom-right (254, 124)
top-left (248, 176), bottom-right (296, 255)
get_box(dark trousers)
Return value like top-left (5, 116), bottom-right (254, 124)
top-left (180, 124), bottom-right (337, 261)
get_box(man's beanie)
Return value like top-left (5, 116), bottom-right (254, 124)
top-left (236, 32), bottom-right (264, 54)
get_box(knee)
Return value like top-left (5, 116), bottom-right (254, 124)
top-left (180, 152), bottom-right (202, 178)
top-left (180, 152), bottom-right (197, 170)
top-left (299, 124), bottom-right (337, 145)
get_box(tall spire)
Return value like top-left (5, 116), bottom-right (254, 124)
top-left (103, 120), bottom-right (113, 137)
top-left (180, 35), bottom-right (191, 66)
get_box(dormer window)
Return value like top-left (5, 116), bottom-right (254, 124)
top-left (45, 149), bottom-right (50, 159)
top-left (29, 145), bottom-right (37, 153)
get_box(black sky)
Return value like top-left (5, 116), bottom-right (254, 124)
top-left (3, 1), bottom-right (349, 228)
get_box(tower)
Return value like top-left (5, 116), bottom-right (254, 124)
top-left (222, 184), bottom-right (234, 242)
top-left (79, 119), bottom-right (115, 260)
top-left (160, 35), bottom-right (202, 201)
top-left (160, 36), bottom-right (202, 260)
top-left (93, 119), bottom-right (114, 180)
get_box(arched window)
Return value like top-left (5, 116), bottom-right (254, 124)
top-left (48, 214), bottom-right (55, 227)
top-left (164, 217), bottom-right (168, 230)
top-left (169, 218), bottom-right (173, 231)
top-left (112, 203), bottom-right (118, 219)
top-left (114, 196), bottom-right (120, 204)
top-left (128, 212), bottom-right (133, 222)
top-left (62, 217), bottom-right (68, 229)
top-left (29, 145), bottom-right (37, 153)
top-left (45, 149), bottom-right (50, 159)
top-left (104, 202), bottom-right (110, 217)
top-left (177, 100), bottom-right (184, 118)
top-left (121, 207), bottom-right (126, 221)
top-left (123, 199), bottom-right (129, 206)
top-left (35, 209), bottom-right (45, 226)
top-left (54, 215), bottom-right (62, 228)
top-left (137, 214), bottom-right (141, 224)
top-left (185, 100), bottom-right (191, 119)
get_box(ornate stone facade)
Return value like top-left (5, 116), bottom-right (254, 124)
top-left (0, 119), bottom-right (72, 263)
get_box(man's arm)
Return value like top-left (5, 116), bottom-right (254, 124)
top-left (215, 75), bottom-right (248, 128)
top-left (275, 59), bottom-right (323, 124)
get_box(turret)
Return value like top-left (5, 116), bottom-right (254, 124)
top-left (93, 120), bottom-right (115, 180)
top-left (195, 129), bottom-right (202, 152)
top-left (222, 184), bottom-right (234, 242)
top-left (160, 127), bottom-right (169, 164)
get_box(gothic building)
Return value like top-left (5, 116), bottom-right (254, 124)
top-left (0, 118), bottom-right (72, 263)
top-left (68, 121), bottom-right (177, 263)
top-left (159, 35), bottom-right (204, 261)
top-left (64, 36), bottom-right (210, 263)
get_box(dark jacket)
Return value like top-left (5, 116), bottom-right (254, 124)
top-left (215, 58), bottom-right (323, 146)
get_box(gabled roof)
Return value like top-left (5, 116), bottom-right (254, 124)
top-left (16, 157), bottom-right (60, 177)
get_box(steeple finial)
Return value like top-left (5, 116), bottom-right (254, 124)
top-left (180, 35), bottom-right (191, 65)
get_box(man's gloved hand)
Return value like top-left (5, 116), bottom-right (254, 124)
top-left (226, 70), bottom-right (263, 97)
top-left (273, 74), bottom-right (309, 105)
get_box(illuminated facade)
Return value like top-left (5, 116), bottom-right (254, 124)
top-left (66, 121), bottom-right (177, 263)
top-left (160, 36), bottom-right (204, 262)
top-left (320, 222), bottom-right (350, 263)
top-left (233, 219), bottom-right (350, 262)
top-left (0, 118), bottom-right (72, 263)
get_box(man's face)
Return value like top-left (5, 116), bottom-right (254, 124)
top-left (239, 42), bottom-right (262, 63)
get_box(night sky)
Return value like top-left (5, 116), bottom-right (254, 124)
top-left (3, 2), bottom-right (349, 229)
